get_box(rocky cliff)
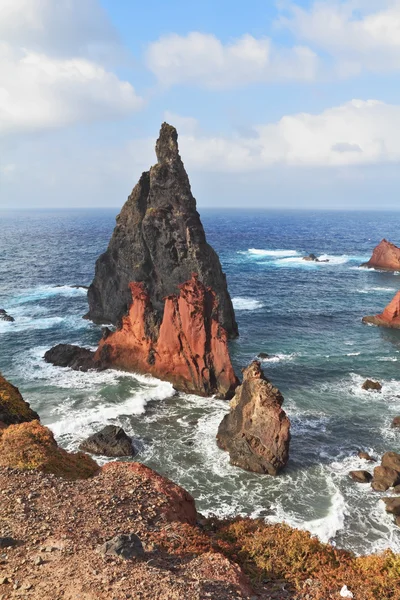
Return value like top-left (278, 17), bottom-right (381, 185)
top-left (94, 274), bottom-right (239, 398)
top-left (86, 122), bottom-right (238, 340)
top-left (0, 373), bottom-right (39, 428)
top-left (216, 361), bottom-right (290, 475)
top-left (361, 239), bottom-right (400, 271)
top-left (363, 290), bottom-right (400, 329)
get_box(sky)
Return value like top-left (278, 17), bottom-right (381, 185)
top-left (1, 0), bottom-right (400, 210)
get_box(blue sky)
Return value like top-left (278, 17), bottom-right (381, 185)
top-left (2, 0), bottom-right (400, 209)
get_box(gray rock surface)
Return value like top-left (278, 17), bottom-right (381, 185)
top-left (79, 425), bottom-right (135, 457)
top-left (86, 123), bottom-right (238, 339)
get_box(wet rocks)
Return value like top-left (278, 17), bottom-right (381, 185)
top-left (0, 373), bottom-right (39, 427)
top-left (349, 470), bottom-right (373, 483)
top-left (94, 274), bottom-right (239, 399)
top-left (44, 344), bottom-right (103, 372)
top-left (361, 379), bottom-right (382, 391)
top-left (363, 291), bottom-right (400, 329)
top-left (381, 497), bottom-right (400, 516)
top-left (99, 533), bottom-right (144, 560)
top-left (361, 239), bottom-right (400, 271)
top-left (216, 361), bottom-right (290, 475)
top-left (0, 309), bottom-right (14, 322)
top-left (391, 417), bottom-right (400, 428)
top-left (79, 426), bottom-right (135, 457)
top-left (371, 466), bottom-right (400, 491)
top-left (86, 122), bottom-right (238, 340)
top-left (358, 451), bottom-right (376, 461)
top-left (302, 253), bottom-right (329, 263)
top-left (381, 451), bottom-right (400, 472)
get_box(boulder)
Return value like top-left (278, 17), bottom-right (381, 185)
top-left (0, 373), bottom-right (39, 427)
top-left (371, 466), bottom-right (400, 491)
top-left (382, 497), bottom-right (400, 516)
top-left (381, 451), bottom-right (400, 472)
top-left (79, 426), bottom-right (135, 457)
top-left (94, 275), bottom-right (239, 399)
top-left (0, 309), bottom-right (14, 322)
top-left (361, 379), bottom-right (382, 391)
top-left (363, 291), bottom-right (400, 329)
top-left (391, 417), bottom-right (400, 428)
top-left (86, 122), bottom-right (238, 340)
top-left (303, 253), bottom-right (319, 262)
top-left (99, 534), bottom-right (144, 560)
top-left (216, 361), bottom-right (290, 475)
top-left (358, 451), bottom-right (376, 462)
top-left (361, 239), bottom-right (400, 271)
top-left (44, 344), bottom-right (102, 372)
top-left (257, 352), bottom-right (269, 360)
top-left (349, 470), bottom-right (372, 483)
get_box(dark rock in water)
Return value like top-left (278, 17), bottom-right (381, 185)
top-left (392, 417), bottom-right (400, 428)
top-left (216, 361), bottom-right (290, 475)
top-left (382, 497), bottom-right (400, 516)
top-left (257, 352), bottom-right (269, 359)
top-left (44, 344), bottom-right (102, 372)
top-left (0, 309), bottom-right (15, 322)
top-left (79, 425), bottom-right (135, 457)
top-left (381, 451), bottom-right (400, 473)
top-left (302, 253), bottom-right (329, 263)
top-left (99, 533), bottom-right (144, 560)
top-left (0, 373), bottom-right (39, 426)
top-left (358, 451), bottom-right (376, 462)
top-left (85, 122), bottom-right (238, 340)
top-left (362, 379), bottom-right (382, 391)
top-left (371, 465), bottom-right (400, 491)
top-left (349, 470), bottom-right (373, 483)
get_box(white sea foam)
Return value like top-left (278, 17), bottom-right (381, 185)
top-left (10, 285), bottom-right (87, 305)
top-left (246, 248), bottom-right (299, 257)
top-left (0, 314), bottom-right (89, 333)
top-left (232, 297), bottom-right (263, 311)
top-left (259, 352), bottom-right (298, 364)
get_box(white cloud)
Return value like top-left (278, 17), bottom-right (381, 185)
top-left (279, 1), bottom-right (400, 75)
top-left (0, 0), bottom-right (143, 135)
top-left (146, 32), bottom-right (319, 88)
top-left (168, 100), bottom-right (400, 170)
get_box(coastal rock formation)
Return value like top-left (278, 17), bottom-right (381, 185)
top-left (349, 470), bottom-right (372, 483)
top-left (361, 239), bottom-right (400, 271)
top-left (0, 309), bottom-right (14, 322)
top-left (86, 122), bottom-right (238, 340)
top-left (44, 344), bottom-right (100, 371)
top-left (362, 379), bottom-right (382, 391)
top-left (79, 425), bottom-right (135, 457)
top-left (94, 274), bottom-right (239, 398)
top-left (303, 253), bottom-right (329, 263)
top-left (0, 373), bottom-right (39, 427)
top-left (216, 361), bottom-right (290, 475)
top-left (362, 291), bottom-right (400, 329)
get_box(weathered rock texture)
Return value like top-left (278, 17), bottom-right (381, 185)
top-left (44, 344), bottom-right (99, 371)
top-left (216, 361), bottom-right (290, 475)
top-left (94, 274), bottom-right (238, 398)
top-left (361, 239), bottom-right (400, 271)
top-left (79, 425), bottom-right (135, 457)
top-left (0, 373), bottom-right (39, 427)
top-left (86, 122), bottom-right (238, 340)
top-left (363, 291), bottom-right (400, 329)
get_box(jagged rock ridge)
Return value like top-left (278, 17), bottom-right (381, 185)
top-left (86, 122), bottom-right (238, 339)
top-left (363, 291), bottom-right (400, 329)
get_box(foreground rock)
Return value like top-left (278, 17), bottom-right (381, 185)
top-left (361, 239), bottom-right (400, 271)
top-left (94, 274), bottom-right (239, 398)
top-left (79, 425), bottom-right (135, 457)
top-left (217, 361), bottom-right (290, 475)
top-left (349, 470), bottom-right (372, 483)
top-left (0, 308), bottom-right (14, 322)
top-left (362, 379), bottom-right (382, 391)
top-left (363, 291), bottom-right (400, 329)
top-left (99, 533), bottom-right (144, 559)
top-left (0, 373), bottom-right (39, 427)
top-left (86, 122), bottom-right (238, 340)
top-left (44, 344), bottom-right (101, 371)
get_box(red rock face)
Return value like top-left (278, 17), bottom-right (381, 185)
top-left (363, 291), bottom-right (400, 329)
top-left (362, 239), bottom-right (400, 271)
top-left (94, 274), bottom-right (239, 399)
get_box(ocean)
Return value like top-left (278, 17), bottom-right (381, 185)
top-left (1, 208), bottom-right (400, 556)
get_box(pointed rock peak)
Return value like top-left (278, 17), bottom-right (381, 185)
top-left (155, 122), bottom-right (180, 165)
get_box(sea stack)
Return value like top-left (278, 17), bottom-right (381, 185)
top-left (361, 239), bottom-right (400, 271)
top-left (86, 122), bottom-right (238, 339)
top-left (216, 361), bottom-right (290, 475)
top-left (363, 291), bottom-right (400, 329)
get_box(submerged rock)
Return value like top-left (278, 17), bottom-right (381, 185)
top-left (79, 426), bottom-right (135, 457)
top-left (363, 291), bottom-right (400, 329)
top-left (86, 122), bottom-right (238, 340)
top-left (358, 451), bottom-right (376, 462)
top-left (361, 239), bottom-right (400, 271)
top-left (302, 253), bottom-right (329, 263)
top-left (0, 373), bottom-right (39, 427)
top-left (94, 274), bottom-right (238, 399)
top-left (349, 470), bottom-right (372, 483)
top-left (382, 497), bottom-right (400, 516)
top-left (361, 379), bottom-right (382, 391)
top-left (216, 361), bottom-right (290, 475)
top-left (0, 309), bottom-right (14, 322)
top-left (44, 344), bottom-right (102, 372)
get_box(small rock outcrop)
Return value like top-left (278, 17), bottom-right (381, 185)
top-left (349, 470), bottom-right (372, 483)
top-left (99, 533), bottom-right (144, 560)
top-left (86, 122), bottom-right (238, 340)
top-left (358, 451), bottom-right (376, 461)
top-left (0, 373), bottom-right (39, 427)
top-left (363, 291), bottom-right (400, 329)
top-left (216, 361), bottom-right (290, 475)
top-left (0, 309), bottom-right (14, 322)
top-left (302, 254), bottom-right (329, 263)
top-left (391, 417), bottom-right (400, 428)
top-left (79, 425), bottom-right (135, 457)
top-left (361, 239), bottom-right (400, 271)
top-left (94, 274), bottom-right (239, 399)
top-left (361, 379), bottom-right (382, 391)
top-left (44, 344), bottom-right (100, 371)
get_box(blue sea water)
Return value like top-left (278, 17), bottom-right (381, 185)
top-left (2, 208), bottom-right (400, 555)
